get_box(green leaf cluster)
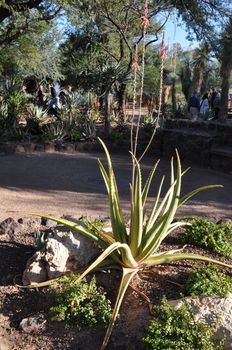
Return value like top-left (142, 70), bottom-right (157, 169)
top-left (182, 218), bottom-right (232, 258)
top-left (108, 131), bottom-right (124, 144)
top-left (79, 216), bottom-right (106, 234)
top-left (142, 298), bottom-right (225, 350)
top-left (50, 275), bottom-right (112, 327)
top-left (185, 265), bottom-right (232, 297)
top-left (68, 130), bottom-right (83, 142)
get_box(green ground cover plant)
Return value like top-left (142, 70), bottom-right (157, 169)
top-left (50, 275), bottom-right (112, 327)
top-left (184, 265), bottom-right (232, 297)
top-left (142, 298), bottom-right (225, 350)
top-left (181, 218), bottom-right (232, 258)
top-left (108, 131), bottom-right (124, 144)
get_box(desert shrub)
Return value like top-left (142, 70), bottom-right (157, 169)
top-left (6, 89), bottom-right (28, 122)
top-left (68, 129), bottom-right (83, 142)
top-left (50, 275), bottom-right (112, 327)
top-left (108, 131), bottom-right (124, 143)
top-left (142, 298), bottom-right (224, 350)
top-left (0, 101), bottom-right (9, 134)
top-left (181, 218), bottom-right (232, 257)
top-left (184, 265), bottom-right (232, 297)
top-left (28, 105), bottom-right (47, 120)
top-left (41, 120), bottom-right (71, 141)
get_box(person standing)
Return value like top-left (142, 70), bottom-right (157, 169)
top-left (212, 91), bottom-right (221, 119)
top-left (209, 87), bottom-right (217, 110)
top-left (188, 92), bottom-right (200, 120)
top-left (37, 84), bottom-right (45, 107)
top-left (200, 93), bottom-right (209, 117)
top-left (48, 85), bottom-right (61, 117)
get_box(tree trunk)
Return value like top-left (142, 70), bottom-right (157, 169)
top-left (188, 64), bottom-right (204, 100)
top-left (117, 83), bottom-right (127, 124)
top-left (99, 86), bottom-right (105, 111)
top-left (180, 65), bottom-right (191, 101)
top-left (219, 70), bottom-right (230, 121)
top-left (200, 69), bottom-right (209, 96)
top-left (171, 78), bottom-right (177, 116)
top-left (218, 18), bottom-right (232, 121)
top-left (104, 88), bottom-right (111, 135)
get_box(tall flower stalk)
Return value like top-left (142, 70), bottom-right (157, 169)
top-left (130, 44), bottom-right (139, 204)
top-left (138, 30), bottom-right (166, 162)
top-left (130, 44), bottom-right (139, 157)
top-left (133, 3), bottom-right (148, 158)
top-left (131, 0), bottom-right (149, 206)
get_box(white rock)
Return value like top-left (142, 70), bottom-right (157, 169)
top-left (19, 313), bottom-right (47, 333)
top-left (45, 235), bottom-right (69, 279)
top-left (22, 251), bottom-right (48, 285)
top-left (170, 295), bottom-right (232, 349)
top-left (23, 225), bottom-right (99, 285)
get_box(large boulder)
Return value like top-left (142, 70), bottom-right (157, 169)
top-left (23, 225), bottom-right (100, 285)
top-left (170, 295), bottom-right (232, 349)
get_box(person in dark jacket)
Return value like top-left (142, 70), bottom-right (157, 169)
top-left (212, 91), bottom-right (221, 118)
top-left (48, 86), bottom-right (61, 117)
top-left (188, 92), bottom-right (200, 120)
top-left (209, 87), bottom-right (217, 109)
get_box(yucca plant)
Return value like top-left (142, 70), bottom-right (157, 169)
top-left (26, 138), bottom-right (232, 349)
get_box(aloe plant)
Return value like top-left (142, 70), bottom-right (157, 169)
top-left (26, 138), bottom-right (232, 350)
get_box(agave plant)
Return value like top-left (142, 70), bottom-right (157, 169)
top-left (28, 105), bottom-right (47, 120)
top-left (26, 138), bottom-right (232, 350)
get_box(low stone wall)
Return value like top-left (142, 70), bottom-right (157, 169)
top-left (161, 119), bottom-right (232, 171)
top-left (0, 119), bottom-right (231, 172)
top-left (0, 140), bottom-right (103, 154)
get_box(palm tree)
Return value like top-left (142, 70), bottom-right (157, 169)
top-left (188, 44), bottom-right (210, 100)
top-left (180, 59), bottom-right (192, 101)
top-left (219, 18), bottom-right (232, 121)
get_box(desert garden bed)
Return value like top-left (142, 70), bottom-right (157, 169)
top-left (0, 216), bottom-right (232, 350)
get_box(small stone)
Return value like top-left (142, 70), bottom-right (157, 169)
top-left (23, 143), bottom-right (36, 153)
top-left (0, 217), bottom-right (22, 237)
top-left (22, 251), bottom-right (48, 285)
top-left (44, 143), bottom-right (55, 153)
top-left (18, 216), bottom-right (41, 228)
top-left (34, 144), bottom-right (45, 152)
top-left (75, 143), bottom-right (84, 152)
top-left (19, 313), bottom-right (47, 333)
top-left (41, 217), bottom-right (57, 228)
top-left (63, 143), bottom-right (75, 153)
top-left (15, 145), bottom-right (25, 153)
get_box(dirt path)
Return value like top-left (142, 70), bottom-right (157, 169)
top-left (0, 151), bottom-right (231, 222)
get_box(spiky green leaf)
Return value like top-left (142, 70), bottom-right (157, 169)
top-left (100, 267), bottom-right (138, 350)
